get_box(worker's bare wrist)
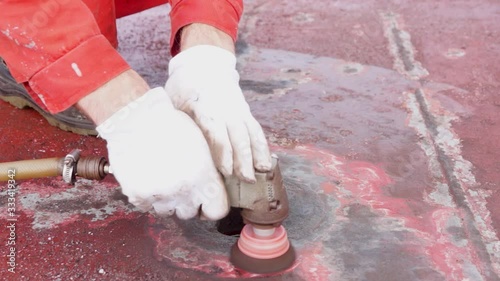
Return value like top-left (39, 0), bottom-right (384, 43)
top-left (76, 69), bottom-right (150, 125)
top-left (179, 23), bottom-right (235, 54)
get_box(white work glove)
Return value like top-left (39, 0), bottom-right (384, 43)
top-left (96, 87), bottom-right (229, 220)
top-left (165, 45), bottom-right (272, 183)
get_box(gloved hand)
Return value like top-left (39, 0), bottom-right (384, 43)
top-left (165, 45), bottom-right (272, 183)
top-left (96, 87), bottom-right (229, 220)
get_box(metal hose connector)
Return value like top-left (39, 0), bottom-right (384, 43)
top-left (76, 156), bottom-right (108, 181)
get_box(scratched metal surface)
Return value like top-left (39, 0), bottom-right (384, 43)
top-left (0, 1), bottom-right (499, 280)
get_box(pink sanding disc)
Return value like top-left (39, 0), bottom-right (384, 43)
top-left (237, 225), bottom-right (291, 259)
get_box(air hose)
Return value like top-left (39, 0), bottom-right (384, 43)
top-left (0, 149), bottom-right (110, 184)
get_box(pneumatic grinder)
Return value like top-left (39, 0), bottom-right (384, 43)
top-left (225, 154), bottom-right (296, 274)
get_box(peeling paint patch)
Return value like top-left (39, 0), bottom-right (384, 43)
top-left (0, 179), bottom-right (136, 229)
top-left (404, 89), bottom-right (500, 276)
top-left (445, 48), bottom-right (466, 59)
top-left (428, 182), bottom-right (455, 207)
top-left (380, 12), bottom-right (429, 80)
top-left (405, 92), bottom-right (454, 208)
top-left (291, 12), bottom-right (315, 24)
top-left (241, 64), bottom-right (312, 102)
top-left (339, 62), bottom-right (366, 75)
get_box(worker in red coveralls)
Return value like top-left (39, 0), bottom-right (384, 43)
top-left (0, 0), bottom-right (271, 220)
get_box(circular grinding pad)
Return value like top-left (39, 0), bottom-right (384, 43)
top-left (230, 242), bottom-right (296, 274)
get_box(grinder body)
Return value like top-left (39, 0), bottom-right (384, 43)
top-left (225, 155), bottom-right (289, 226)
top-left (225, 155), bottom-right (295, 274)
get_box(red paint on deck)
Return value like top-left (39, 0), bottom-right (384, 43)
top-left (1, 0), bottom-right (499, 280)
top-left (273, 145), bottom-right (491, 279)
top-left (296, 242), bottom-right (334, 281)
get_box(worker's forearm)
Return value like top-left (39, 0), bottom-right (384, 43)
top-left (179, 23), bottom-right (235, 54)
top-left (76, 69), bottom-right (150, 125)
top-left (77, 24), bottom-right (236, 125)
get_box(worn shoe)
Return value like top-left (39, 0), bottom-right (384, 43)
top-left (0, 59), bottom-right (97, 136)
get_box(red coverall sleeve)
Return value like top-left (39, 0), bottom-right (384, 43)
top-left (167, 0), bottom-right (243, 55)
top-left (0, 1), bottom-right (130, 114)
